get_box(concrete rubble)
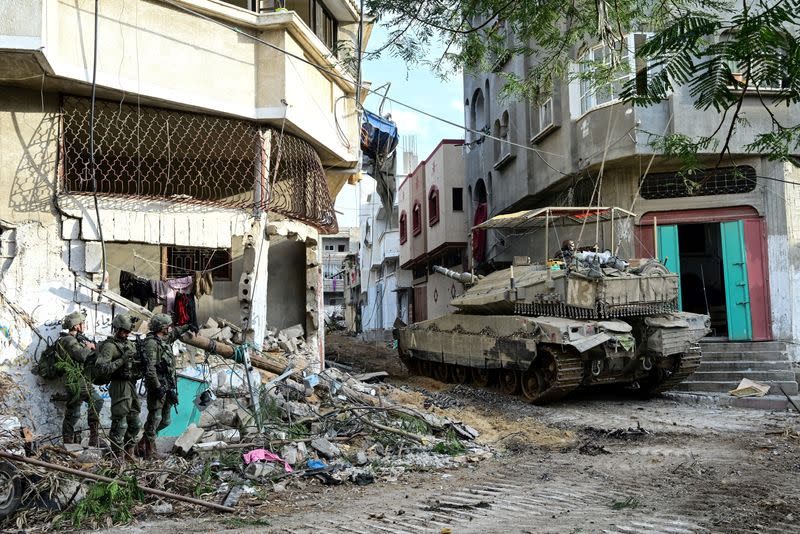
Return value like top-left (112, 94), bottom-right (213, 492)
top-left (0, 323), bottom-right (492, 529)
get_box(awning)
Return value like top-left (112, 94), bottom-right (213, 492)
top-left (473, 207), bottom-right (636, 231)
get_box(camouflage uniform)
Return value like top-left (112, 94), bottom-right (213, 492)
top-left (143, 324), bottom-right (191, 441)
top-left (95, 336), bottom-right (141, 454)
top-left (57, 333), bottom-right (103, 444)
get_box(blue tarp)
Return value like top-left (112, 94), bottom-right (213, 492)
top-left (361, 110), bottom-right (399, 160)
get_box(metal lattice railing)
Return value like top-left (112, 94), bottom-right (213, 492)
top-left (60, 96), bottom-right (338, 233)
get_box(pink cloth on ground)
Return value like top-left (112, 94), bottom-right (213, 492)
top-left (242, 448), bottom-right (293, 473)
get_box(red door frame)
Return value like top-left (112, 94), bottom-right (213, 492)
top-left (636, 206), bottom-right (771, 341)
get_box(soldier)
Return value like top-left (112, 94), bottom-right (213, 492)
top-left (138, 314), bottom-right (196, 459)
top-left (57, 311), bottom-right (103, 446)
top-left (94, 313), bottom-right (141, 461)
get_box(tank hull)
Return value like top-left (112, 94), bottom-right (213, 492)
top-left (394, 311), bottom-right (709, 403)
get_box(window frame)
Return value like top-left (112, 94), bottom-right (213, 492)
top-left (399, 210), bottom-right (408, 244)
top-left (412, 201), bottom-right (422, 236)
top-left (165, 246), bottom-right (232, 281)
top-left (428, 186), bottom-right (440, 226)
top-left (578, 35), bottom-right (635, 115)
top-left (452, 187), bottom-right (464, 212)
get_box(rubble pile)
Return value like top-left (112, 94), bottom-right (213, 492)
top-left (0, 328), bottom-right (491, 530)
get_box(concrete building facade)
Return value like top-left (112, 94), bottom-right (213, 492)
top-left (399, 140), bottom-right (467, 322)
top-left (0, 0), bottom-right (366, 434)
top-left (463, 30), bottom-right (800, 367)
top-left (358, 190), bottom-right (410, 338)
top-left (321, 227), bottom-right (359, 319)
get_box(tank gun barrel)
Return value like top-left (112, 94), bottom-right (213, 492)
top-left (432, 265), bottom-right (482, 285)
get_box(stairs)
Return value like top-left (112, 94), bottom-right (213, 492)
top-left (674, 340), bottom-right (799, 395)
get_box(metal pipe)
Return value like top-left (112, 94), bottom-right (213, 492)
top-left (653, 216), bottom-right (658, 261)
top-left (0, 451), bottom-right (235, 513)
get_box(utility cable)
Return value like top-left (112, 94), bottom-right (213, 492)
top-left (90, 0), bottom-right (108, 289)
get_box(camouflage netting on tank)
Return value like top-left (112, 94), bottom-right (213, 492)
top-left (59, 96), bottom-right (338, 234)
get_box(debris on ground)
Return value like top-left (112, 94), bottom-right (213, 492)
top-left (0, 328), bottom-right (496, 531)
top-left (729, 378), bottom-right (771, 397)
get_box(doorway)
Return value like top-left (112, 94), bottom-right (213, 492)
top-left (657, 220), bottom-right (752, 340)
top-left (677, 223), bottom-right (727, 336)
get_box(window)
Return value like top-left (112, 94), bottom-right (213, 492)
top-left (284, 0), bottom-right (338, 55)
top-left (399, 211), bottom-right (408, 244)
top-left (166, 247), bottom-right (232, 281)
top-left (492, 111), bottom-right (512, 168)
top-left (428, 186), bottom-right (440, 226)
top-left (337, 244), bottom-right (346, 252)
top-left (640, 166), bottom-right (757, 199)
top-left (579, 38), bottom-right (634, 114)
top-left (412, 202), bottom-right (422, 236)
top-left (721, 33), bottom-right (788, 91)
top-left (324, 244), bottom-right (334, 251)
top-left (539, 97), bottom-right (553, 131)
top-left (469, 88), bottom-right (486, 142)
top-left (452, 188), bottom-right (463, 211)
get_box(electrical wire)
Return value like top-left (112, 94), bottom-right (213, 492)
top-left (89, 0), bottom-right (108, 289)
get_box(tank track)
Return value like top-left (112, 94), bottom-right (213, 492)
top-left (525, 347), bottom-right (584, 404)
top-left (646, 346), bottom-right (702, 394)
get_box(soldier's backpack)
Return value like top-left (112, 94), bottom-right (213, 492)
top-left (85, 339), bottom-right (115, 386)
top-left (34, 339), bottom-right (65, 380)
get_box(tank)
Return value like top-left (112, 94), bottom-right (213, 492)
top-left (394, 207), bottom-right (710, 403)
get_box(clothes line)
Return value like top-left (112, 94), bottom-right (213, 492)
top-left (131, 252), bottom-right (236, 274)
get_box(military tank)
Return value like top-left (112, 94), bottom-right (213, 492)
top-left (394, 207), bottom-right (710, 403)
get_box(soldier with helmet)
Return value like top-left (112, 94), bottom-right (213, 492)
top-left (94, 313), bottom-right (141, 460)
top-left (57, 310), bottom-right (103, 446)
top-left (138, 313), bottom-right (196, 459)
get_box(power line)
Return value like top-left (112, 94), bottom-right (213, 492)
top-left (157, 0), bottom-right (566, 160)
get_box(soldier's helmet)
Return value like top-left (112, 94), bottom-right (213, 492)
top-left (149, 313), bottom-right (173, 332)
top-left (62, 310), bottom-right (86, 330)
top-left (111, 313), bottom-right (135, 332)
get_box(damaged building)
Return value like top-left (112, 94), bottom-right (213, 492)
top-left (0, 0), bottom-right (367, 434)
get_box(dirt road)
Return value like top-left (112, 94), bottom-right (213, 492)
top-left (109, 334), bottom-right (800, 533)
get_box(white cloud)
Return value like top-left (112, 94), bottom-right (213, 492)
top-left (387, 109), bottom-right (422, 135)
top-left (450, 99), bottom-right (465, 112)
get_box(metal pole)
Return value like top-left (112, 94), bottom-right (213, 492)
top-left (0, 451), bottom-right (235, 513)
top-left (653, 216), bottom-right (658, 261)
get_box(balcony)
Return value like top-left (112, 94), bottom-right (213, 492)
top-left (381, 230), bottom-right (400, 260)
top-left (0, 0), bottom-right (360, 166)
top-left (323, 277), bottom-right (344, 292)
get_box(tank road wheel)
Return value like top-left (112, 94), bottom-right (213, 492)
top-left (452, 365), bottom-right (470, 384)
top-left (520, 347), bottom-right (584, 404)
top-left (471, 368), bottom-right (493, 388)
top-left (403, 357), bottom-right (420, 375)
top-left (498, 369), bottom-right (521, 395)
top-left (520, 368), bottom-right (546, 402)
top-left (432, 362), bottom-right (450, 383)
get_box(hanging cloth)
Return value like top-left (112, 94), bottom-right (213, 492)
top-left (120, 270), bottom-right (156, 310)
top-left (151, 275), bottom-right (193, 314)
top-left (174, 292), bottom-right (197, 327)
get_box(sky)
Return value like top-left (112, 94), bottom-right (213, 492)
top-left (334, 25), bottom-right (464, 228)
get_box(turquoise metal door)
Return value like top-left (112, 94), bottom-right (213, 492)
top-left (720, 220), bottom-right (752, 340)
top-left (657, 224), bottom-right (682, 310)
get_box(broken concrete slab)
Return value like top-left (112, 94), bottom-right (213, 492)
top-left (281, 445), bottom-right (299, 466)
top-left (199, 405), bottom-right (238, 428)
top-left (280, 324), bottom-right (305, 339)
top-left (174, 423), bottom-right (204, 454)
top-left (310, 437), bottom-right (341, 459)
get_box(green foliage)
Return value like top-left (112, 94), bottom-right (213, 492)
top-left (194, 463), bottom-right (216, 497)
top-left (63, 476), bottom-right (144, 528)
top-left (647, 133), bottom-right (719, 175)
top-left (224, 517), bottom-right (272, 527)
top-left (397, 414), bottom-right (430, 435)
top-left (610, 496), bottom-right (641, 510)
top-left (432, 429), bottom-right (466, 456)
top-left (365, 0), bottom-right (800, 165)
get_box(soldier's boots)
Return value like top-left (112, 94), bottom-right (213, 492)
top-left (124, 444), bottom-right (139, 464)
top-left (135, 436), bottom-right (148, 458)
top-left (88, 422), bottom-right (105, 448)
top-left (136, 436), bottom-right (165, 460)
